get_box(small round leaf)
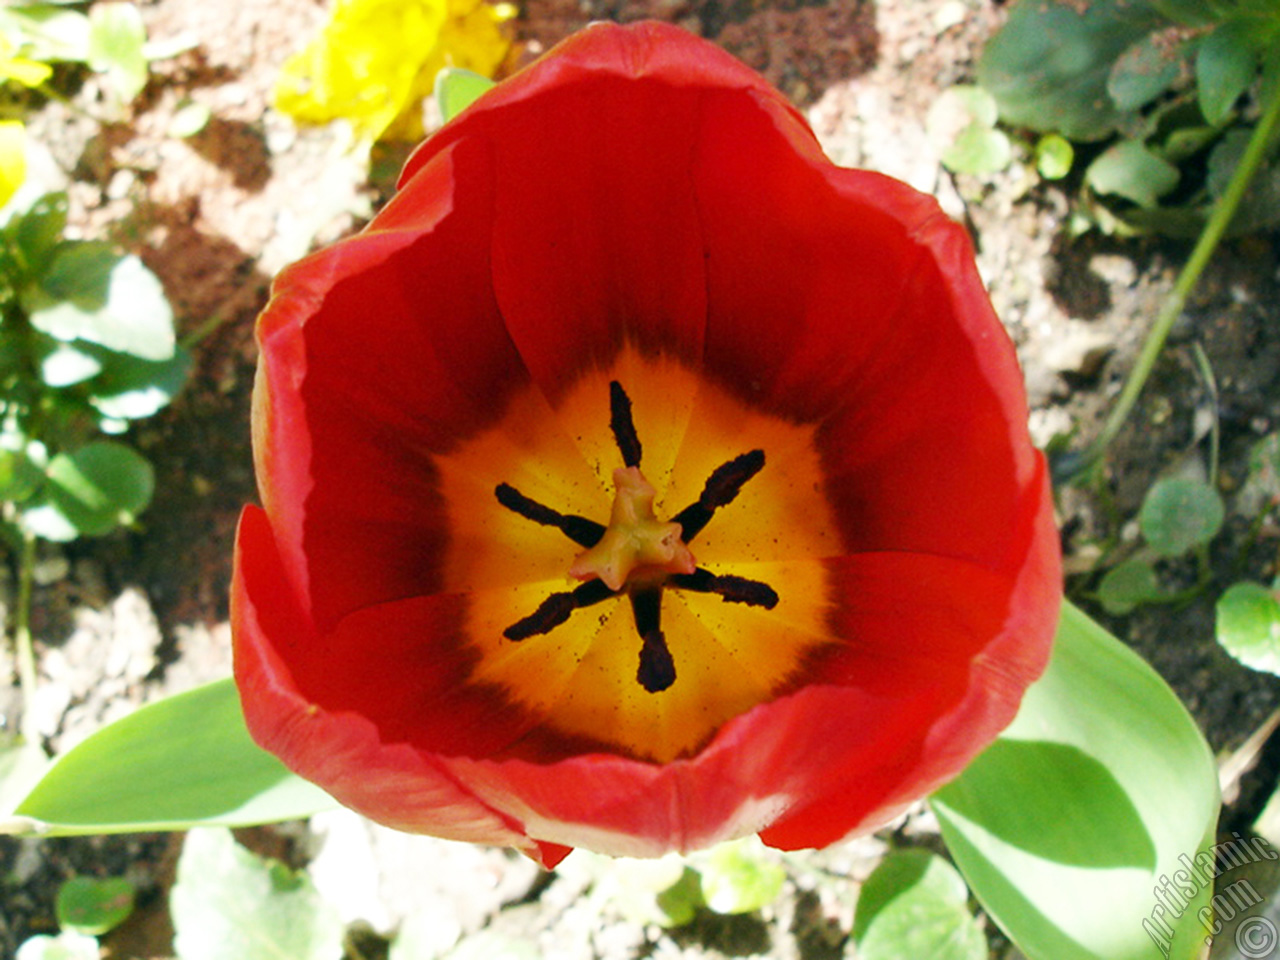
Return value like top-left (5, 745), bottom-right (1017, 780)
top-left (1139, 475), bottom-right (1224, 556)
top-left (1216, 581), bottom-right (1280, 676)
top-left (854, 850), bottom-right (985, 960)
top-left (41, 441), bottom-right (154, 537)
top-left (1035, 134), bottom-right (1074, 180)
top-left (1098, 558), bottom-right (1161, 615)
top-left (55, 876), bottom-right (135, 936)
top-left (699, 839), bottom-right (785, 915)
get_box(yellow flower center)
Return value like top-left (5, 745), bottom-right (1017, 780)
top-left (433, 350), bottom-right (844, 762)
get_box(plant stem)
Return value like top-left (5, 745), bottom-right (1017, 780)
top-left (1074, 87), bottom-right (1280, 474)
top-left (12, 530), bottom-right (38, 744)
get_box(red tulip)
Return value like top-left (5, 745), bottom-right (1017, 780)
top-left (231, 20), bottom-right (1061, 868)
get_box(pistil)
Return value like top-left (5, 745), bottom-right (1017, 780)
top-left (567, 466), bottom-right (695, 591)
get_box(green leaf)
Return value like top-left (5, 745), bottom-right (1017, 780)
top-left (56, 876), bottom-right (135, 936)
top-left (10, 679), bottom-right (337, 835)
top-left (170, 827), bottom-right (344, 960)
top-left (167, 99), bottom-right (211, 139)
top-left (435, 68), bottom-right (495, 124)
top-left (39, 441), bottom-right (153, 537)
top-left (699, 839), bottom-right (785, 915)
top-left (27, 244), bottom-right (175, 361)
top-left (1197, 20), bottom-right (1262, 126)
top-left (40, 344), bottom-right (102, 387)
top-left (1138, 475), bottom-right (1224, 556)
top-left (0, 6), bottom-right (92, 63)
top-left (654, 866), bottom-right (705, 927)
top-left (977, 0), bottom-right (1166, 141)
top-left (14, 932), bottom-right (101, 960)
top-left (931, 602), bottom-right (1219, 960)
top-left (1207, 128), bottom-right (1280, 233)
top-left (1035, 134), bottom-right (1075, 179)
top-left (1086, 139), bottom-right (1181, 207)
top-left (8, 193), bottom-right (69, 279)
top-left (1216, 581), bottom-right (1280, 675)
top-left (0, 443), bottom-right (44, 503)
top-left (1109, 29), bottom-right (1190, 112)
top-left (1097, 557), bottom-right (1162, 615)
top-left (0, 739), bottom-right (51, 818)
top-left (87, 344), bottom-right (191, 421)
top-left (87, 2), bottom-right (149, 104)
top-left (853, 850), bottom-right (986, 960)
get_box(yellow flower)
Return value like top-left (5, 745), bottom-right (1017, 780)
top-left (274, 0), bottom-right (514, 142)
top-left (0, 120), bottom-right (26, 209)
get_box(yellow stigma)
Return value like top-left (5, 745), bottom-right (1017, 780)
top-left (569, 466), bottom-right (695, 591)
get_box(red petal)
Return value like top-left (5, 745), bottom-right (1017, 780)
top-left (254, 137), bottom-right (537, 631)
top-left (232, 505), bottom-right (551, 853)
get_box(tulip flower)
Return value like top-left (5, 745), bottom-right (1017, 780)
top-left (232, 20), bottom-right (1061, 868)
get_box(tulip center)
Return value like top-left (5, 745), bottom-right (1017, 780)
top-left (494, 380), bottom-right (779, 694)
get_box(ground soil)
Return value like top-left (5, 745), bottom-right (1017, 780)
top-left (3, 0), bottom-right (1280, 957)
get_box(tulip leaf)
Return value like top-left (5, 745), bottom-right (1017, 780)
top-left (9, 679), bottom-right (337, 835)
top-left (931, 601), bottom-right (1219, 960)
top-left (435, 67), bottom-right (494, 123)
top-left (170, 827), bottom-right (344, 960)
top-left (852, 849), bottom-right (986, 960)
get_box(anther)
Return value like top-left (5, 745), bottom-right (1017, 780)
top-left (671, 449), bottom-right (765, 541)
top-left (637, 630), bottom-right (676, 693)
top-left (670, 569), bottom-right (779, 608)
top-left (495, 483), bottom-right (605, 548)
top-left (504, 580), bottom-right (614, 640)
top-left (609, 380), bottom-right (643, 468)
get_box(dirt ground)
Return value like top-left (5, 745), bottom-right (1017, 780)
top-left (3, 0), bottom-right (1280, 956)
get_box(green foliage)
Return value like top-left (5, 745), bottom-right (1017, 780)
top-left (1216, 580), bottom-right (1280, 675)
top-left (932, 602), bottom-right (1220, 960)
top-left (435, 67), bottom-right (495, 124)
top-left (55, 875), bottom-right (135, 936)
top-left (1097, 556), bottom-right (1162, 615)
top-left (14, 933), bottom-right (100, 960)
top-left (170, 828), bottom-right (344, 960)
top-left (927, 85), bottom-right (1013, 175)
top-left (853, 850), bottom-right (987, 960)
top-left (0, 1), bottom-right (157, 105)
top-left (1138, 475), bottom-right (1224, 556)
top-left (0, 191), bottom-right (186, 544)
top-left (9, 679), bottom-right (336, 835)
top-left (978, 0), bottom-right (1280, 234)
top-left (698, 839), bottom-right (786, 915)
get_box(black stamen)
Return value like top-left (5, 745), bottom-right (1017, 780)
top-left (629, 588), bottom-right (674, 692)
top-left (495, 483), bottom-right (605, 548)
top-left (701, 449), bottom-right (765, 509)
top-left (637, 630), bottom-right (676, 693)
top-left (671, 449), bottom-right (765, 541)
top-left (504, 580), bottom-right (613, 640)
top-left (609, 380), bottom-right (643, 468)
top-left (670, 569), bottom-right (779, 608)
